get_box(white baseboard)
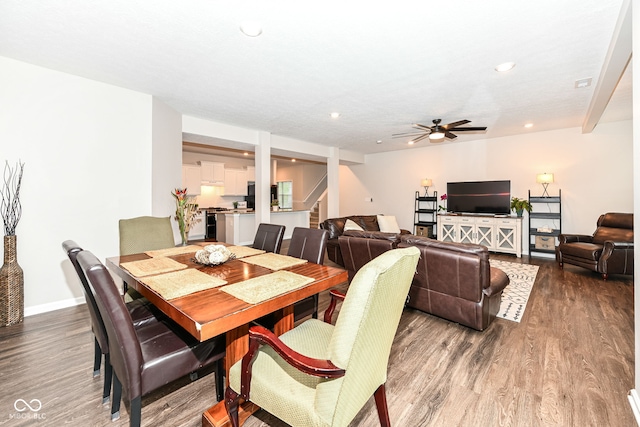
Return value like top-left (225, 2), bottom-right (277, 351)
top-left (24, 296), bottom-right (85, 317)
top-left (628, 389), bottom-right (640, 425)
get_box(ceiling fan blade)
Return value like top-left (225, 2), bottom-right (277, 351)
top-left (448, 126), bottom-right (487, 132)
top-left (444, 131), bottom-right (458, 139)
top-left (392, 131), bottom-right (426, 138)
top-left (442, 120), bottom-right (470, 129)
top-left (412, 123), bottom-right (433, 131)
top-left (409, 133), bottom-right (431, 144)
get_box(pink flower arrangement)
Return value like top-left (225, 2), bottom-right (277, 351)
top-left (438, 193), bottom-right (447, 212)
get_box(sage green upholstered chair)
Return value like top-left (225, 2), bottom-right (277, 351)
top-left (118, 216), bottom-right (175, 256)
top-left (119, 216), bottom-right (176, 297)
top-left (225, 246), bottom-right (420, 427)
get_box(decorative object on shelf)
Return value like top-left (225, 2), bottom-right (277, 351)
top-left (438, 193), bottom-right (448, 212)
top-left (193, 244), bottom-right (236, 266)
top-left (536, 172), bottom-right (554, 197)
top-left (421, 178), bottom-right (432, 196)
top-left (233, 201), bottom-right (238, 209)
top-left (1, 160), bottom-right (25, 327)
top-left (172, 188), bottom-right (201, 246)
top-left (271, 199), bottom-right (279, 212)
top-left (510, 197), bottom-right (532, 217)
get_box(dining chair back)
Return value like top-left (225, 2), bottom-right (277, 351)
top-left (62, 240), bottom-right (157, 405)
top-left (118, 216), bottom-right (175, 256)
top-left (77, 250), bottom-right (225, 427)
top-left (287, 227), bottom-right (329, 264)
top-left (252, 223), bottom-right (285, 253)
top-left (287, 227), bottom-right (329, 320)
top-left (225, 246), bottom-right (420, 427)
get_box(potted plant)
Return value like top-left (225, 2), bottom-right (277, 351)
top-left (271, 200), bottom-right (279, 212)
top-left (510, 197), bottom-right (532, 217)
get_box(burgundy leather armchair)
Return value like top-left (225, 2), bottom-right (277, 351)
top-left (556, 212), bottom-right (633, 279)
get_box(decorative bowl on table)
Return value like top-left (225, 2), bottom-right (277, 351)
top-left (193, 245), bottom-right (236, 266)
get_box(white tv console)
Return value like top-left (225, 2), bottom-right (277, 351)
top-left (437, 214), bottom-right (522, 258)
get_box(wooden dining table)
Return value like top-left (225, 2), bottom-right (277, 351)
top-left (106, 244), bottom-right (348, 427)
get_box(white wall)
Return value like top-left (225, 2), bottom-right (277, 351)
top-left (152, 97), bottom-right (183, 231)
top-left (0, 57), bottom-right (162, 314)
top-left (340, 121), bottom-right (633, 254)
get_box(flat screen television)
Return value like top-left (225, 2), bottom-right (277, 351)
top-left (446, 180), bottom-right (511, 215)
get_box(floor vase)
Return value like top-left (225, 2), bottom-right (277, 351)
top-left (0, 235), bottom-right (24, 326)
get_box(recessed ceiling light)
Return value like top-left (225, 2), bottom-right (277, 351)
top-left (408, 140), bottom-right (415, 145)
top-left (495, 62), bottom-right (516, 72)
top-left (575, 78), bottom-right (592, 89)
top-left (524, 123), bottom-right (533, 128)
top-left (376, 140), bottom-right (383, 144)
top-left (330, 112), bottom-right (340, 119)
top-left (291, 158), bottom-right (296, 162)
top-left (240, 21), bottom-right (262, 37)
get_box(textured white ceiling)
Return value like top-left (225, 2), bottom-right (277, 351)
top-left (0, 0), bottom-right (631, 155)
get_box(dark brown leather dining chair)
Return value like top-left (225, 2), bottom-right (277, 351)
top-left (287, 227), bottom-right (329, 320)
top-left (62, 240), bottom-right (159, 405)
top-left (252, 223), bottom-right (285, 253)
top-left (77, 250), bottom-right (226, 427)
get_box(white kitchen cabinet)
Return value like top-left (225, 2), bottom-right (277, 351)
top-left (199, 161), bottom-right (225, 184)
top-left (246, 166), bottom-right (255, 182)
top-left (437, 214), bottom-right (522, 257)
top-left (223, 169), bottom-right (248, 196)
top-left (181, 165), bottom-right (201, 195)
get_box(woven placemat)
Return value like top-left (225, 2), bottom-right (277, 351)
top-left (239, 253), bottom-right (308, 270)
top-left (226, 246), bottom-right (266, 259)
top-left (121, 257), bottom-right (188, 277)
top-left (221, 271), bottom-right (314, 304)
top-left (145, 245), bottom-right (202, 258)
top-left (141, 268), bottom-right (227, 300)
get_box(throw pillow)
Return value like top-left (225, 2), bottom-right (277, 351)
top-left (377, 215), bottom-right (401, 233)
top-left (344, 219), bottom-right (364, 232)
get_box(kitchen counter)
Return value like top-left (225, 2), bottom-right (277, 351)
top-left (216, 210), bottom-right (310, 245)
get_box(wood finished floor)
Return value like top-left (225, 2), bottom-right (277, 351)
top-left (0, 253), bottom-right (634, 426)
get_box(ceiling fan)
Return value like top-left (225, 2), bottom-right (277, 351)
top-left (393, 119), bottom-right (487, 143)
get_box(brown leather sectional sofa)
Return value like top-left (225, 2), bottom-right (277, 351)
top-left (319, 215), bottom-right (410, 267)
top-left (338, 233), bottom-right (510, 331)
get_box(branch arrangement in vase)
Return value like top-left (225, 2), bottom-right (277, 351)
top-left (1, 161), bottom-right (24, 236)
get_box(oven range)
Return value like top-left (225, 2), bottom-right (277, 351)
top-left (204, 207), bottom-right (226, 240)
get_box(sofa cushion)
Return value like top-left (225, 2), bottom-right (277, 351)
top-left (558, 241), bottom-right (603, 261)
top-left (377, 215), bottom-right (400, 233)
top-left (344, 219), bottom-right (364, 232)
top-left (324, 217), bottom-right (347, 240)
top-left (359, 215), bottom-right (379, 231)
top-left (343, 229), bottom-right (401, 243)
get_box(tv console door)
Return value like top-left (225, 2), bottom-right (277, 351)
top-left (437, 214), bottom-right (522, 257)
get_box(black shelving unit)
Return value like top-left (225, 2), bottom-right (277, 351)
top-left (414, 191), bottom-right (437, 237)
top-left (528, 189), bottom-right (561, 256)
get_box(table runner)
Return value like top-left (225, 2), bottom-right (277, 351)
top-left (120, 257), bottom-right (187, 277)
top-left (141, 268), bottom-right (227, 300)
top-left (144, 245), bottom-right (202, 258)
top-left (221, 271), bottom-right (314, 304)
top-left (239, 253), bottom-right (308, 271)
top-left (225, 246), bottom-right (266, 259)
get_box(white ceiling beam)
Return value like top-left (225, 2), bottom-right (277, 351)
top-left (582, 0), bottom-right (632, 133)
